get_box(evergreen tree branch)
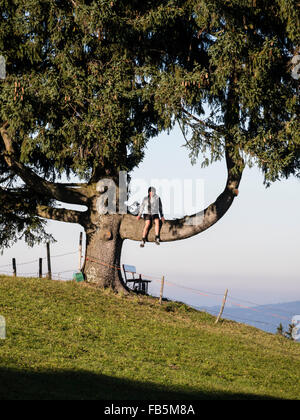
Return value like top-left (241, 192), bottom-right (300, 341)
top-left (36, 205), bottom-right (84, 224)
top-left (120, 142), bottom-right (244, 242)
top-left (0, 124), bottom-right (89, 206)
top-left (180, 107), bottom-right (225, 134)
top-left (0, 186), bottom-right (84, 224)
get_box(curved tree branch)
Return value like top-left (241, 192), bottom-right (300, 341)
top-left (0, 123), bottom-right (89, 205)
top-left (36, 205), bottom-right (85, 224)
top-left (120, 146), bottom-right (244, 242)
top-left (0, 186), bottom-right (85, 224)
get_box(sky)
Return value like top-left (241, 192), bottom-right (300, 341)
top-left (1, 125), bottom-right (300, 308)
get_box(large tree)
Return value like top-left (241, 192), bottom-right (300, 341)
top-left (0, 0), bottom-right (299, 292)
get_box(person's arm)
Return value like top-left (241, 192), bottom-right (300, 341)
top-left (159, 197), bottom-right (165, 222)
top-left (137, 198), bottom-right (146, 219)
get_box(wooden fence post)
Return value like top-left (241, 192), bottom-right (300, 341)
top-left (46, 242), bottom-right (52, 280)
top-left (39, 258), bottom-right (43, 279)
top-left (79, 232), bottom-right (83, 271)
top-left (159, 276), bottom-right (165, 305)
top-left (215, 288), bottom-right (228, 324)
top-left (12, 258), bottom-right (17, 277)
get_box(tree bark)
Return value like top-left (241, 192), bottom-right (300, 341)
top-left (82, 213), bottom-right (130, 293)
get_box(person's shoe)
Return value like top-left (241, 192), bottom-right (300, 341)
top-left (155, 236), bottom-right (160, 245)
top-left (140, 238), bottom-right (146, 248)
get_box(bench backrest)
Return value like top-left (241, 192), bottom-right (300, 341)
top-left (123, 264), bottom-right (136, 274)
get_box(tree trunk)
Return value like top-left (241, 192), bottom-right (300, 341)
top-left (82, 213), bottom-right (129, 294)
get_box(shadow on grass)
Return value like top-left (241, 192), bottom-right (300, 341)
top-left (0, 367), bottom-right (281, 400)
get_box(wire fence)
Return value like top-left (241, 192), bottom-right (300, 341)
top-left (0, 249), bottom-right (298, 332)
top-left (148, 276), bottom-right (295, 330)
top-left (0, 250), bottom-right (78, 280)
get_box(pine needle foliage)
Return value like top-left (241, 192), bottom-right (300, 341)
top-left (0, 0), bottom-right (299, 248)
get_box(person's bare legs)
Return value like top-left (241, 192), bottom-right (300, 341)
top-left (154, 218), bottom-right (160, 236)
top-left (154, 218), bottom-right (160, 245)
top-left (140, 220), bottom-right (151, 247)
top-left (140, 218), bottom-right (162, 247)
top-left (143, 220), bottom-right (151, 239)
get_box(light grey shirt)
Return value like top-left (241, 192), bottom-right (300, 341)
top-left (138, 194), bottom-right (164, 217)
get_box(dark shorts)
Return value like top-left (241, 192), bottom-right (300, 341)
top-left (144, 214), bottom-right (159, 221)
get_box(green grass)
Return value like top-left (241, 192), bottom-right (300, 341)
top-left (0, 276), bottom-right (299, 400)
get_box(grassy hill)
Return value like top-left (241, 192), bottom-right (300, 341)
top-left (0, 276), bottom-right (299, 400)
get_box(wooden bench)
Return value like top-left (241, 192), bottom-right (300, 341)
top-left (122, 264), bottom-right (152, 294)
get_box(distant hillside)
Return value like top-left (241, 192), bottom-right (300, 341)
top-left (0, 276), bottom-right (300, 400)
top-left (197, 302), bottom-right (300, 336)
